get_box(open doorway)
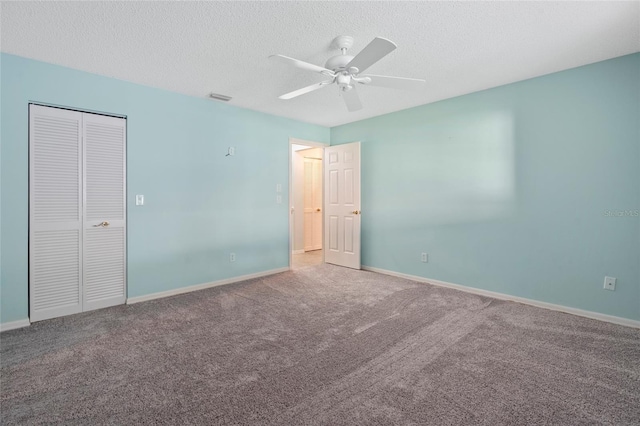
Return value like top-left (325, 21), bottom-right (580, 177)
top-left (289, 138), bottom-right (327, 270)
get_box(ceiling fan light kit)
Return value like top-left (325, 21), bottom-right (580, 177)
top-left (270, 35), bottom-right (426, 112)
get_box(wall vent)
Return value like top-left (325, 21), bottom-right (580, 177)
top-left (208, 93), bottom-right (232, 102)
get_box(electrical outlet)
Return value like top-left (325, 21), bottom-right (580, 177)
top-left (276, 195), bottom-right (282, 204)
top-left (227, 147), bottom-right (235, 156)
top-left (230, 253), bottom-right (236, 262)
top-left (421, 253), bottom-right (428, 263)
top-left (603, 276), bottom-right (616, 291)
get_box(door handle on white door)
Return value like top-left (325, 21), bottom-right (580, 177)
top-left (351, 210), bottom-right (361, 215)
top-left (93, 221), bottom-right (110, 227)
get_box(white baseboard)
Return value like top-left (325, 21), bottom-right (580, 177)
top-left (362, 266), bottom-right (640, 329)
top-left (292, 250), bottom-right (305, 255)
top-left (127, 267), bottom-right (290, 305)
top-left (0, 318), bottom-right (31, 333)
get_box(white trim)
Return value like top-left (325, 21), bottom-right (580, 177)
top-left (362, 266), bottom-right (640, 329)
top-left (289, 137), bottom-right (329, 148)
top-left (126, 267), bottom-right (289, 304)
top-left (0, 319), bottom-right (31, 332)
top-left (292, 249), bottom-right (305, 255)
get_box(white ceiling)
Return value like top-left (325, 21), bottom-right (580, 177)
top-left (1, 1), bottom-right (638, 127)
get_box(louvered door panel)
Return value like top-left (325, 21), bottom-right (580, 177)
top-left (32, 116), bottom-right (81, 222)
top-left (29, 105), bottom-right (83, 321)
top-left (85, 121), bottom-right (125, 220)
top-left (83, 113), bottom-right (127, 311)
top-left (84, 227), bottom-right (125, 309)
top-left (31, 230), bottom-right (81, 311)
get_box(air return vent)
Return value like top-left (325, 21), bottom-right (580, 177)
top-left (208, 93), bottom-right (232, 102)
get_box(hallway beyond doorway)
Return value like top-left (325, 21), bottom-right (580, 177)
top-left (292, 250), bottom-right (323, 270)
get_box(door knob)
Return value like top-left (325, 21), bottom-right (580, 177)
top-left (352, 210), bottom-right (361, 215)
top-left (93, 221), bottom-right (110, 227)
top-left (316, 208), bottom-right (321, 212)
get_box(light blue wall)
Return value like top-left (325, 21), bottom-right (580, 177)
top-left (0, 53), bottom-right (329, 324)
top-left (332, 53), bottom-right (640, 321)
top-left (2, 53), bottom-right (638, 325)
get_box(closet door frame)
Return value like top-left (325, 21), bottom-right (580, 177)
top-left (28, 103), bottom-right (127, 321)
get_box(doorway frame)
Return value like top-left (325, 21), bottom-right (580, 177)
top-left (288, 137), bottom-right (329, 270)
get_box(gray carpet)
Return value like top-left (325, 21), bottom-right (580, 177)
top-left (1, 264), bottom-right (639, 425)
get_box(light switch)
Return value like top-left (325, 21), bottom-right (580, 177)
top-left (276, 195), bottom-right (282, 204)
top-left (135, 195), bottom-right (144, 206)
top-left (276, 184), bottom-right (282, 193)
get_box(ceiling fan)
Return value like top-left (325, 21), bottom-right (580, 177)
top-left (269, 36), bottom-right (426, 112)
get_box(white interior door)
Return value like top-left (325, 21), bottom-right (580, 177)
top-left (82, 113), bottom-right (127, 311)
top-left (324, 142), bottom-right (361, 269)
top-left (304, 158), bottom-right (322, 251)
top-left (29, 105), bottom-right (126, 322)
top-left (29, 105), bottom-right (83, 321)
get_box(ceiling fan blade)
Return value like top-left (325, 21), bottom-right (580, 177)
top-left (359, 74), bottom-right (426, 90)
top-left (269, 54), bottom-right (334, 76)
top-left (279, 81), bottom-right (333, 100)
top-left (341, 87), bottom-right (363, 112)
top-left (346, 37), bottom-right (397, 74)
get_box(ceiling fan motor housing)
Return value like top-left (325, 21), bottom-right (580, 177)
top-left (325, 55), bottom-right (355, 72)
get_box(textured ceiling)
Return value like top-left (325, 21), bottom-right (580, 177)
top-left (1, 1), bottom-right (639, 127)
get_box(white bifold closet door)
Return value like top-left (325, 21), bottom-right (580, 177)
top-left (29, 104), bottom-right (126, 322)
